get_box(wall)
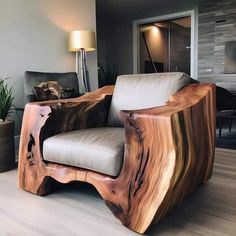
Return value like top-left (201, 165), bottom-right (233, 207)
top-left (198, 0), bottom-right (236, 94)
top-left (96, 0), bottom-right (198, 76)
top-left (97, 18), bottom-right (133, 75)
top-left (0, 0), bottom-right (97, 134)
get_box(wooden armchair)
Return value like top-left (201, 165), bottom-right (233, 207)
top-left (18, 73), bottom-right (216, 234)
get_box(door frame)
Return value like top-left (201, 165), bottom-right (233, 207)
top-left (133, 10), bottom-right (198, 78)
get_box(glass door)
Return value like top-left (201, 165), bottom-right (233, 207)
top-left (139, 16), bottom-right (191, 75)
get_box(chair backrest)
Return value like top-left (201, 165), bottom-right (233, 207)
top-left (24, 71), bottom-right (79, 103)
top-left (216, 86), bottom-right (236, 111)
top-left (107, 72), bottom-right (191, 127)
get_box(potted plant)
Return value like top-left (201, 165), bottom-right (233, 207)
top-left (0, 78), bottom-right (15, 172)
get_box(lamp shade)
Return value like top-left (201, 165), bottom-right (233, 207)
top-left (69, 30), bottom-right (96, 52)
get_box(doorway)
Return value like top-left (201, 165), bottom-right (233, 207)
top-left (133, 10), bottom-right (196, 78)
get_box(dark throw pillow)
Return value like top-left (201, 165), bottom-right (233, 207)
top-left (32, 81), bottom-right (76, 101)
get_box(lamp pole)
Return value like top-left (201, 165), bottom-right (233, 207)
top-left (75, 51), bottom-right (79, 74)
top-left (80, 48), bottom-right (91, 93)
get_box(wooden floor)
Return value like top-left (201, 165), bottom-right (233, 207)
top-left (0, 148), bottom-right (235, 236)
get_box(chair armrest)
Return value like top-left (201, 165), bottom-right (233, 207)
top-left (19, 86), bottom-right (114, 171)
top-left (23, 85), bottom-right (113, 136)
top-left (26, 85), bottom-right (113, 106)
top-left (95, 83), bottom-right (216, 233)
top-left (127, 83), bottom-right (215, 219)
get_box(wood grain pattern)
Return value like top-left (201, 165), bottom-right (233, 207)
top-left (18, 86), bottom-right (113, 195)
top-left (18, 83), bottom-right (216, 234)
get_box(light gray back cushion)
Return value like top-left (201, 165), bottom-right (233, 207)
top-left (107, 72), bottom-right (191, 127)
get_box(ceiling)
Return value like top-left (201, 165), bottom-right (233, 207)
top-left (96, 0), bottom-right (198, 20)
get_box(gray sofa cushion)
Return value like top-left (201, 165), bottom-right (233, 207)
top-left (107, 72), bottom-right (191, 127)
top-left (43, 127), bottom-right (125, 177)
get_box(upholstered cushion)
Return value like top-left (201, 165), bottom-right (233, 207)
top-left (107, 72), bottom-right (191, 126)
top-left (43, 127), bottom-right (125, 177)
top-left (32, 81), bottom-right (76, 101)
top-left (24, 71), bottom-right (79, 104)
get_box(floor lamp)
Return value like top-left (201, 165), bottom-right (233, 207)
top-left (69, 30), bottom-right (96, 93)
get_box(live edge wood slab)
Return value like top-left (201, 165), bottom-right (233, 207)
top-left (18, 84), bottom-right (216, 234)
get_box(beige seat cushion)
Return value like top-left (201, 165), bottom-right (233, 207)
top-left (108, 72), bottom-right (191, 126)
top-left (43, 127), bottom-right (125, 177)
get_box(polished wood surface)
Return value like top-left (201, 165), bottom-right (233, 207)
top-left (18, 86), bottom-right (113, 195)
top-left (18, 84), bottom-right (216, 234)
top-left (90, 83), bottom-right (216, 233)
